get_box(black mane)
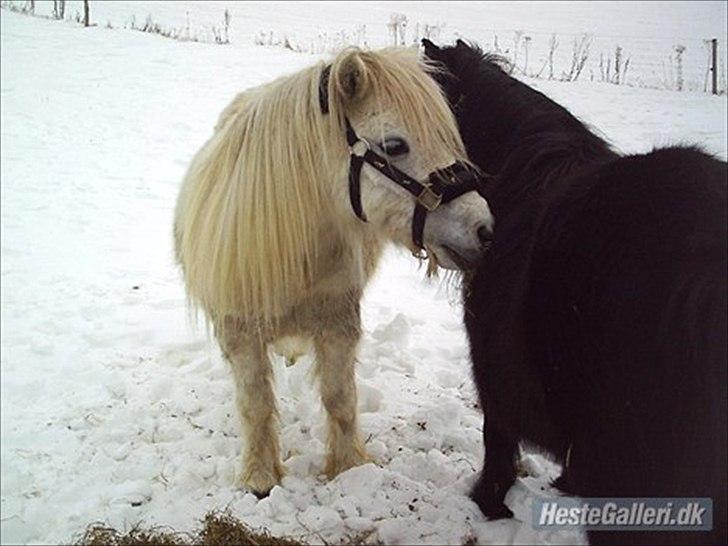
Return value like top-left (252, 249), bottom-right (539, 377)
top-left (424, 39), bottom-right (727, 546)
top-left (426, 40), bottom-right (615, 205)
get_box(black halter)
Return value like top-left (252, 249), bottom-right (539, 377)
top-left (319, 65), bottom-right (486, 250)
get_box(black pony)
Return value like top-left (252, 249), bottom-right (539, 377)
top-left (424, 39), bottom-right (727, 545)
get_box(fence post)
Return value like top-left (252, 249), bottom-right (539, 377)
top-left (711, 38), bottom-right (718, 95)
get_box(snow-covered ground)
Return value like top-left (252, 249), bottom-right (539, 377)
top-left (1, 3), bottom-right (726, 545)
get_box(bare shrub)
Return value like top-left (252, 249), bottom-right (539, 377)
top-left (510, 30), bottom-right (523, 74)
top-left (387, 12), bottom-right (407, 46)
top-left (52, 0), bottom-right (65, 19)
top-left (562, 33), bottom-right (592, 82)
top-left (411, 22), bottom-right (444, 45)
top-left (674, 44), bottom-right (686, 91)
top-left (211, 9), bottom-right (230, 44)
top-left (493, 33), bottom-right (502, 54)
top-left (124, 10), bottom-right (230, 45)
top-left (522, 35), bottom-right (532, 75)
top-left (254, 23), bottom-right (368, 54)
top-left (548, 33), bottom-right (559, 80)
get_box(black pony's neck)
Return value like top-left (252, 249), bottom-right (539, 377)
top-left (440, 45), bottom-right (616, 197)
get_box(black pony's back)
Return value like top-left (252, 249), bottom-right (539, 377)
top-left (424, 39), bottom-right (728, 545)
top-left (524, 146), bottom-right (727, 543)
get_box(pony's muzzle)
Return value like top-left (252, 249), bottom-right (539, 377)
top-left (477, 225), bottom-right (494, 248)
top-left (423, 191), bottom-right (494, 270)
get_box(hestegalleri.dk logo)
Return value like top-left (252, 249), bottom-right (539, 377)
top-left (533, 497), bottom-right (713, 531)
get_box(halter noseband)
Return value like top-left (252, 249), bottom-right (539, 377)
top-left (319, 65), bottom-right (485, 250)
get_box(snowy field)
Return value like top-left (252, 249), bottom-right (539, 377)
top-left (1, 2), bottom-right (727, 545)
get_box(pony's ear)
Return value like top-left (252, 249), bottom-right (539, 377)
top-left (455, 38), bottom-right (468, 48)
top-left (422, 38), bottom-right (440, 55)
top-left (332, 50), bottom-right (370, 106)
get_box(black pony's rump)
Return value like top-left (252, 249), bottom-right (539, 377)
top-left (424, 39), bottom-right (727, 546)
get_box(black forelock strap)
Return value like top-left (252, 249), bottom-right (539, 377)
top-left (344, 118), bottom-right (358, 147)
top-left (320, 67), bottom-right (365, 221)
top-left (430, 162), bottom-right (482, 203)
top-left (319, 65), bottom-right (331, 114)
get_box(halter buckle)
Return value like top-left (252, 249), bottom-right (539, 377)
top-left (412, 248), bottom-right (428, 260)
top-left (416, 185), bottom-right (442, 211)
top-left (350, 139), bottom-right (370, 157)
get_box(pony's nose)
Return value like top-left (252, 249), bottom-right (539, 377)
top-left (477, 225), bottom-right (494, 247)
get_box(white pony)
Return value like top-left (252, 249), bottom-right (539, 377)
top-left (174, 46), bottom-right (493, 495)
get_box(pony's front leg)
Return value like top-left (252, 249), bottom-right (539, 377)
top-left (471, 415), bottom-right (517, 519)
top-left (313, 297), bottom-right (369, 478)
top-left (218, 323), bottom-right (285, 496)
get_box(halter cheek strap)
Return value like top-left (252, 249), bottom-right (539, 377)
top-left (320, 66), bottom-right (369, 222)
top-left (348, 141), bottom-right (367, 221)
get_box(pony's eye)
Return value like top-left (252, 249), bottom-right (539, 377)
top-left (379, 137), bottom-right (409, 156)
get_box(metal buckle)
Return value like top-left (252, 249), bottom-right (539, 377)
top-left (417, 185), bottom-right (442, 211)
top-left (412, 248), bottom-right (428, 260)
top-left (350, 139), bottom-right (370, 157)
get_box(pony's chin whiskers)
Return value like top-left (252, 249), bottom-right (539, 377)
top-left (416, 249), bottom-right (464, 304)
top-left (426, 252), bottom-right (440, 278)
top-left (437, 267), bottom-right (466, 306)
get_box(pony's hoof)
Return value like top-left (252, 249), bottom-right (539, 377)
top-left (473, 496), bottom-right (514, 520)
top-left (486, 503), bottom-right (515, 520)
top-left (470, 483), bottom-right (514, 520)
top-left (239, 463), bottom-right (285, 497)
top-left (251, 488), bottom-right (270, 500)
top-left (325, 448), bottom-right (371, 479)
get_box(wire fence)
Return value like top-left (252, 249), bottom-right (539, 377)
top-left (251, 14), bottom-right (727, 95)
top-left (3, 1), bottom-right (726, 95)
top-left (465, 29), bottom-right (726, 94)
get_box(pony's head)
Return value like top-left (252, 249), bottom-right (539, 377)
top-left (323, 47), bottom-right (493, 270)
top-left (175, 46), bottom-right (493, 323)
top-left (421, 38), bottom-right (509, 107)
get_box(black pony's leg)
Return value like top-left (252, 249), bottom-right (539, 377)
top-left (470, 416), bottom-right (517, 519)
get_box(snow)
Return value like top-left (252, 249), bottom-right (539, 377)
top-left (1, 3), bottom-right (726, 545)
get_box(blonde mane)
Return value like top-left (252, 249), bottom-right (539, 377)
top-left (174, 47), bottom-right (467, 325)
